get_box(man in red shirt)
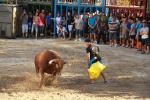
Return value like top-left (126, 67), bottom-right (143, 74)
top-left (39, 9), bottom-right (45, 37)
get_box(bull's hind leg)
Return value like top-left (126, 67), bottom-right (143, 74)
top-left (39, 70), bottom-right (44, 88)
top-left (35, 66), bottom-right (39, 77)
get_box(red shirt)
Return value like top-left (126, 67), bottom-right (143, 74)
top-left (39, 13), bottom-right (45, 24)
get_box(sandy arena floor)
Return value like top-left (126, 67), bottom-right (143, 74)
top-left (0, 38), bottom-right (150, 100)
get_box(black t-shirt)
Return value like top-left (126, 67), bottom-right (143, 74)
top-left (86, 44), bottom-right (101, 61)
top-left (98, 20), bottom-right (106, 32)
top-left (67, 15), bottom-right (74, 25)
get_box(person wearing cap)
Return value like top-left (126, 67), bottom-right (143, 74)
top-left (20, 10), bottom-right (28, 38)
top-left (140, 20), bottom-right (150, 54)
top-left (85, 38), bottom-right (107, 84)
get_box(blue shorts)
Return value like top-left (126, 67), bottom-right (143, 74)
top-left (89, 27), bottom-right (96, 34)
top-left (109, 32), bottom-right (117, 40)
top-left (75, 29), bottom-right (81, 34)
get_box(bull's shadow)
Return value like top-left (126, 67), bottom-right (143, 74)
top-left (48, 74), bottom-right (150, 99)
top-left (0, 75), bottom-right (25, 93)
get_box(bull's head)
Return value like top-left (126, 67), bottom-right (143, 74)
top-left (49, 59), bottom-right (66, 75)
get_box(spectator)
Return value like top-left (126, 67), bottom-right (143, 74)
top-left (88, 13), bottom-right (97, 42)
top-left (140, 20), bottom-right (150, 54)
top-left (84, 14), bottom-right (89, 38)
top-left (126, 18), bottom-right (132, 48)
top-left (67, 12), bottom-right (74, 40)
top-left (56, 13), bottom-right (61, 25)
top-left (28, 12), bottom-right (33, 37)
top-left (20, 10), bottom-right (28, 38)
top-left (136, 19), bottom-right (143, 51)
top-left (31, 12), bottom-right (41, 40)
top-left (120, 17), bottom-right (127, 47)
top-left (108, 12), bottom-right (113, 22)
top-left (129, 18), bottom-right (136, 48)
top-left (97, 16), bottom-right (107, 44)
top-left (62, 16), bottom-right (66, 27)
top-left (109, 16), bottom-right (118, 47)
top-left (74, 15), bottom-right (83, 41)
top-left (57, 25), bottom-right (67, 40)
top-left (45, 12), bottom-right (52, 37)
top-left (39, 9), bottom-right (45, 36)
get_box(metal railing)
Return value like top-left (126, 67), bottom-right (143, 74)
top-left (106, 0), bottom-right (143, 7)
top-left (57, 0), bottom-right (102, 5)
top-left (25, 0), bottom-right (51, 2)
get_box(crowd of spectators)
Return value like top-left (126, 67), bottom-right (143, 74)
top-left (19, 8), bottom-right (150, 54)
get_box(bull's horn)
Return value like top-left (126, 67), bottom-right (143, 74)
top-left (49, 59), bottom-right (59, 64)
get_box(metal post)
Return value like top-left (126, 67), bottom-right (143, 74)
top-left (96, 7), bottom-right (98, 15)
top-left (102, 0), bottom-right (104, 12)
top-left (90, 7), bottom-right (92, 13)
top-left (60, 5), bottom-right (62, 24)
top-left (66, 6), bottom-right (68, 28)
top-left (72, 6), bottom-right (74, 16)
top-left (83, 7), bottom-right (87, 38)
top-left (78, 6), bottom-right (80, 15)
top-left (53, 2), bottom-right (57, 37)
top-left (39, 5), bottom-right (40, 11)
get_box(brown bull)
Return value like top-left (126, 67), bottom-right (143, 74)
top-left (34, 50), bottom-right (66, 88)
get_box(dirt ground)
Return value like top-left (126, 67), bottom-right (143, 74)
top-left (0, 37), bottom-right (150, 100)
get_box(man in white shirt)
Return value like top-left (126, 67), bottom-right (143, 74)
top-left (74, 15), bottom-right (83, 41)
top-left (140, 20), bottom-right (149, 54)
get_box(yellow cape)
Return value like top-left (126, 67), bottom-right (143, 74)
top-left (88, 61), bottom-right (106, 79)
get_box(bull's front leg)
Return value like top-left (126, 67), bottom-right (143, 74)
top-left (39, 70), bottom-right (44, 88)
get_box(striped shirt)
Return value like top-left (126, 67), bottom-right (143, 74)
top-left (109, 21), bottom-right (118, 33)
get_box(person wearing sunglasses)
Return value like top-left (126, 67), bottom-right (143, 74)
top-left (140, 21), bottom-right (150, 54)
